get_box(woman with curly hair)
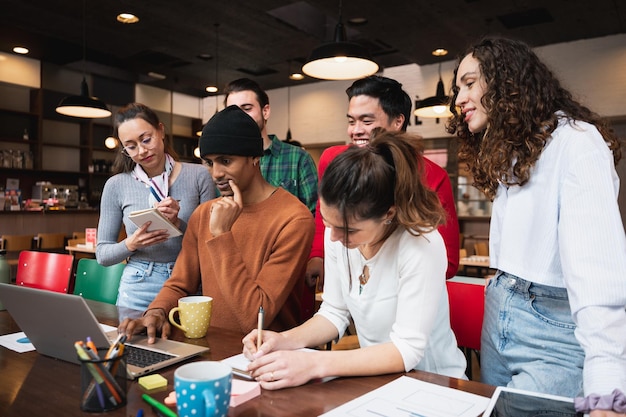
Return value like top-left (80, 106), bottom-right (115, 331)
top-left (447, 37), bottom-right (626, 415)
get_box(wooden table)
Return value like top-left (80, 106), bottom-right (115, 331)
top-left (0, 300), bottom-right (495, 417)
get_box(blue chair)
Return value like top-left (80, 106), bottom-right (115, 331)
top-left (73, 258), bottom-right (125, 305)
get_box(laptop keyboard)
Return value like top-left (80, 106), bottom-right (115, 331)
top-left (125, 345), bottom-right (176, 368)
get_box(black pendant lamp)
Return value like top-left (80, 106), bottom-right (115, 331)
top-left (414, 63), bottom-right (453, 120)
top-left (56, 0), bottom-right (111, 118)
top-left (302, 0), bottom-right (378, 80)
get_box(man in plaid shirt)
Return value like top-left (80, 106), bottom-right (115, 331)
top-left (224, 78), bottom-right (318, 215)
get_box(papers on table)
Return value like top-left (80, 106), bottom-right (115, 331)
top-left (0, 331), bottom-right (35, 353)
top-left (319, 376), bottom-right (490, 417)
top-left (0, 323), bottom-right (118, 353)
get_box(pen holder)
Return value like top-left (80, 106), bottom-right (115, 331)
top-left (78, 348), bottom-right (127, 412)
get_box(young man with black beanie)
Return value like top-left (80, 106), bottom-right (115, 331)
top-left (120, 105), bottom-right (315, 339)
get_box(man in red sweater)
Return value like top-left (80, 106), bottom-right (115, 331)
top-left (306, 76), bottom-right (459, 289)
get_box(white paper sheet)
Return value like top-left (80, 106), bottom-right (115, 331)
top-left (0, 331), bottom-right (35, 353)
top-left (319, 375), bottom-right (490, 417)
top-left (0, 323), bottom-right (118, 353)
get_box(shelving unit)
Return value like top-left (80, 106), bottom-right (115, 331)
top-left (0, 81), bottom-right (203, 209)
top-left (0, 83), bottom-right (112, 206)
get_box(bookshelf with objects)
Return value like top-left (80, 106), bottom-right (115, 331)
top-left (0, 77), bottom-right (123, 209)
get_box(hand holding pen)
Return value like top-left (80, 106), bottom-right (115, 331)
top-left (257, 306), bottom-right (264, 351)
top-left (155, 196), bottom-right (181, 227)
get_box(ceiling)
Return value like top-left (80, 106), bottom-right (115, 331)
top-left (1, 0), bottom-right (625, 98)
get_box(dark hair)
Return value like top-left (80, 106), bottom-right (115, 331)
top-left (446, 36), bottom-right (622, 199)
top-left (321, 129), bottom-right (446, 288)
top-left (223, 78), bottom-right (269, 108)
top-left (111, 103), bottom-right (178, 174)
top-left (321, 128), bottom-right (445, 236)
top-left (346, 76), bottom-right (412, 131)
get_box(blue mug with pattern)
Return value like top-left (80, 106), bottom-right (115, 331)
top-left (174, 361), bottom-right (232, 417)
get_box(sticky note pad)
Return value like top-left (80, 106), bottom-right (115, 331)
top-left (230, 379), bottom-right (261, 407)
top-left (138, 374), bottom-right (168, 390)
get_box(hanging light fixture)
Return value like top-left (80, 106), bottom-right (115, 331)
top-left (205, 23), bottom-right (220, 93)
top-left (302, 0), bottom-right (378, 80)
top-left (414, 63), bottom-right (453, 121)
top-left (286, 86), bottom-right (293, 140)
top-left (56, 0), bottom-right (111, 118)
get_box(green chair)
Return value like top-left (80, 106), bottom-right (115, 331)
top-left (73, 258), bottom-right (125, 305)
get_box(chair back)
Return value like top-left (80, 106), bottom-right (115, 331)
top-left (473, 242), bottom-right (489, 256)
top-left (16, 250), bottom-right (74, 293)
top-left (72, 231), bottom-right (86, 240)
top-left (35, 233), bottom-right (67, 252)
top-left (446, 277), bottom-right (485, 350)
top-left (1, 234), bottom-right (35, 266)
top-left (73, 258), bottom-right (124, 305)
top-left (1, 234), bottom-right (34, 251)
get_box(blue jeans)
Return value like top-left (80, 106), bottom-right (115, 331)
top-left (116, 260), bottom-right (175, 311)
top-left (481, 272), bottom-right (584, 397)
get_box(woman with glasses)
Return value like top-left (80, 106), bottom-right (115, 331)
top-left (96, 103), bottom-right (216, 310)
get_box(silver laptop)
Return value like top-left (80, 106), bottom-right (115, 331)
top-left (0, 283), bottom-right (209, 379)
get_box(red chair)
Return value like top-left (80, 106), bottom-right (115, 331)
top-left (16, 250), bottom-right (74, 293)
top-left (446, 276), bottom-right (486, 380)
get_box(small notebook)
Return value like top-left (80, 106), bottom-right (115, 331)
top-left (128, 207), bottom-right (182, 237)
top-left (221, 348), bottom-right (336, 383)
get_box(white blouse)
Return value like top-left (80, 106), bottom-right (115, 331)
top-left (490, 117), bottom-right (626, 396)
top-left (317, 227), bottom-right (467, 379)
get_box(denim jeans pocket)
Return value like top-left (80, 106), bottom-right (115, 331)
top-left (529, 293), bottom-right (576, 330)
top-left (121, 263), bottom-right (147, 284)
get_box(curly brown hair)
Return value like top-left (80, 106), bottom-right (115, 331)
top-left (446, 37), bottom-right (622, 200)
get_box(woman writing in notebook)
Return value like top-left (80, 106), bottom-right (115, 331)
top-left (96, 103), bottom-right (215, 310)
top-left (242, 129), bottom-right (466, 388)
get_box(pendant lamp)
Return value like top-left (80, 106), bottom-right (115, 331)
top-left (205, 23), bottom-right (220, 93)
top-left (286, 86), bottom-right (293, 140)
top-left (56, 0), bottom-right (111, 118)
top-left (302, 0), bottom-right (378, 80)
top-left (414, 63), bottom-right (453, 120)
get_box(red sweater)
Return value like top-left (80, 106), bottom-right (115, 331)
top-left (311, 144), bottom-right (459, 278)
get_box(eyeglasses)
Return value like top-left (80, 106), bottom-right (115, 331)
top-left (121, 136), bottom-right (158, 156)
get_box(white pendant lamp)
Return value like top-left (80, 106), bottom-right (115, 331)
top-left (302, 1), bottom-right (378, 80)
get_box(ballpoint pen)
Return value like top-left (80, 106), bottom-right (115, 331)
top-left (85, 336), bottom-right (99, 358)
top-left (257, 306), bottom-right (264, 351)
top-left (105, 333), bottom-right (125, 360)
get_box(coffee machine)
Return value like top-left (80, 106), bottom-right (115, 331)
top-left (32, 183), bottom-right (79, 208)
